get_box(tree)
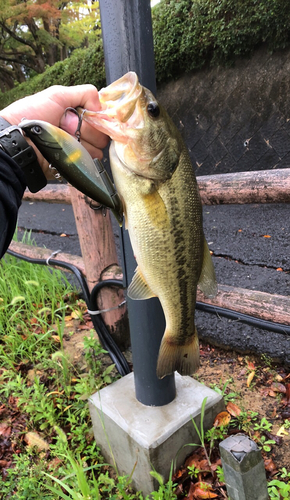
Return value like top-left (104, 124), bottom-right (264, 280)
top-left (0, 0), bottom-right (100, 90)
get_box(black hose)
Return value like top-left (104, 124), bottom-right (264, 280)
top-left (6, 249), bottom-right (290, 375)
top-left (196, 301), bottom-right (290, 335)
top-left (6, 249), bottom-right (131, 376)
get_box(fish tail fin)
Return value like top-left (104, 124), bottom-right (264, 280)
top-left (156, 328), bottom-right (200, 379)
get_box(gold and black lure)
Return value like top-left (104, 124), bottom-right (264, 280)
top-left (19, 119), bottom-right (123, 225)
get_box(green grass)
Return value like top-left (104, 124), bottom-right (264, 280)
top-left (0, 246), bottom-right (179, 499)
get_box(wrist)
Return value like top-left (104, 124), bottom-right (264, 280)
top-left (0, 116), bottom-right (47, 192)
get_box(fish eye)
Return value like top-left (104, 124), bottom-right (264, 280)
top-left (31, 125), bottom-right (42, 134)
top-left (147, 102), bottom-right (160, 118)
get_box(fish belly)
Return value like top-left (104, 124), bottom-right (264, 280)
top-left (111, 144), bottom-right (203, 377)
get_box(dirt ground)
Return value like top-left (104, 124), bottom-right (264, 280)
top-left (62, 321), bottom-right (290, 477)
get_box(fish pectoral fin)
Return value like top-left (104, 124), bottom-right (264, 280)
top-left (156, 329), bottom-right (200, 379)
top-left (198, 236), bottom-right (218, 298)
top-left (127, 267), bottom-right (156, 300)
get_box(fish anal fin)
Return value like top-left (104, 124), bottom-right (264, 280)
top-left (156, 329), bottom-right (200, 379)
top-left (127, 267), bottom-right (156, 300)
top-left (198, 236), bottom-right (218, 298)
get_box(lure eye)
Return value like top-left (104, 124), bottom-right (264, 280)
top-left (31, 125), bottom-right (42, 134)
top-left (147, 102), bottom-right (160, 118)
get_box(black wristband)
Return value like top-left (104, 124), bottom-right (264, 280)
top-left (0, 117), bottom-right (47, 192)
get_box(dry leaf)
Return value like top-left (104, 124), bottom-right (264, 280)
top-left (247, 371), bottom-right (255, 387)
top-left (277, 425), bottom-right (289, 437)
top-left (71, 310), bottom-right (81, 319)
top-left (24, 431), bottom-right (49, 451)
top-left (286, 383), bottom-right (290, 403)
top-left (226, 402), bottom-right (241, 417)
top-left (270, 382), bottom-right (286, 394)
top-left (192, 482), bottom-right (218, 499)
top-left (0, 422), bottom-right (11, 438)
top-left (247, 361), bottom-right (256, 371)
top-left (264, 457), bottom-right (278, 476)
top-left (214, 411), bottom-right (231, 427)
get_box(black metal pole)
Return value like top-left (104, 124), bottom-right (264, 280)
top-left (99, 0), bottom-right (176, 406)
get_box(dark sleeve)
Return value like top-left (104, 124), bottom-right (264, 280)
top-left (0, 149), bottom-right (27, 259)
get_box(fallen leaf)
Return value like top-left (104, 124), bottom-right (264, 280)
top-left (0, 422), bottom-right (11, 438)
top-left (214, 411), bottom-right (231, 427)
top-left (276, 267), bottom-right (283, 271)
top-left (226, 402), bottom-right (242, 417)
top-left (247, 371), bottom-right (255, 387)
top-left (263, 234), bottom-right (271, 238)
top-left (286, 383), bottom-right (290, 403)
top-left (270, 382), bottom-right (286, 393)
top-left (264, 430), bottom-right (283, 446)
top-left (186, 482), bottom-right (195, 500)
top-left (264, 457), bottom-right (278, 476)
top-left (247, 361), bottom-right (256, 371)
top-left (24, 431), bottom-right (49, 451)
top-left (71, 310), bottom-right (81, 319)
top-left (192, 482), bottom-right (218, 499)
top-left (277, 425), bottom-right (289, 437)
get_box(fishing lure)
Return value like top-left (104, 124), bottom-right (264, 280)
top-left (19, 119), bottom-right (123, 224)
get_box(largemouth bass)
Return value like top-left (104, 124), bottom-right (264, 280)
top-left (82, 72), bottom-right (217, 378)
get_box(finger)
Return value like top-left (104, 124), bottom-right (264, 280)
top-left (60, 110), bottom-right (109, 150)
top-left (79, 138), bottom-right (105, 160)
top-left (48, 84), bottom-right (102, 113)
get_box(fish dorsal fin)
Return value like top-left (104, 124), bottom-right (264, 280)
top-left (198, 236), bottom-right (218, 298)
top-left (127, 267), bottom-right (156, 300)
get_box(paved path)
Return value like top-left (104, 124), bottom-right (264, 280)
top-left (17, 199), bottom-right (290, 365)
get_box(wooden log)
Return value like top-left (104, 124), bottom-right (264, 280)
top-left (99, 264), bottom-right (130, 350)
top-left (197, 284), bottom-right (290, 325)
top-left (69, 186), bottom-right (129, 348)
top-left (8, 238), bottom-right (290, 330)
top-left (23, 184), bottom-right (71, 204)
top-left (197, 168), bottom-right (290, 205)
top-left (23, 169), bottom-right (290, 206)
top-left (8, 241), bottom-right (86, 275)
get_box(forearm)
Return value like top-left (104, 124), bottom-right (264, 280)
top-left (0, 150), bottom-right (26, 258)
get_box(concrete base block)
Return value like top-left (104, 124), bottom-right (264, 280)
top-left (89, 372), bottom-right (224, 496)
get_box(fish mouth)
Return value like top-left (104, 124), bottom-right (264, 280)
top-left (84, 72), bottom-right (144, 141)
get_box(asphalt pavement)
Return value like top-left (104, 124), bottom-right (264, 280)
top-left (16, 198), bottom-right (290, 366)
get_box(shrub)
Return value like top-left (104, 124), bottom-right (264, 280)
top-left (1, 0), bottom-right (290, 108)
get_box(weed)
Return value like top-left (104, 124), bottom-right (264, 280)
top-left (210, 378), bottom-right (239, 403)
top-left (268, 478), bottom-right (290, 499)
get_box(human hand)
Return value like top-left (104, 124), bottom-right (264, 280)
top-left (0, 85), bottom-right (109, 179)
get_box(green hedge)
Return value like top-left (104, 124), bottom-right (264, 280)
top-left (153, 0), bottom-right (290, 81)
top-left (1, 0), bottom-right (290, 109)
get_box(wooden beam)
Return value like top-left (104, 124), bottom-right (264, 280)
top-left (69, 186), bottom-right (129, 348)
top-left (8, 241), bottom-right (290, 328)
top-left (23, 184), bottom-right (71, 204)
top-left (197, 284), bottom-right (290, 325)
top-left (23, 168), bottom-right (290, 206)
top-left (8, 241), bottom-right (85, 274)
top-left (197, 168), bottom-right (290, 205)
